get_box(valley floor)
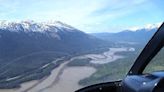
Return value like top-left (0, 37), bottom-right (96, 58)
top-left (0, 47), bottom-right (134, 92)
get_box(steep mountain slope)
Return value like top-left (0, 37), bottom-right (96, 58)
top-left (0, 21), bottom-right (110, 88)
top-left (0, 21), bottom-right (109, 60)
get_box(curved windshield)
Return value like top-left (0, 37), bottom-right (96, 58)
top-left (0, 0), bottom-right (163, 92)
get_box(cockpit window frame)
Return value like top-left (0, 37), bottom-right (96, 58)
top-left (128, 22), bottom-right (164, 75)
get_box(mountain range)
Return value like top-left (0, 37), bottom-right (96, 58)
top-left (0, 21), bottom-right (109, 60)
top-left (0, 20), bottom-right (160, 88)
top-left (0, 21), bottom-right (110, 88)
top-left (91, 27), bottom-right (158, 44)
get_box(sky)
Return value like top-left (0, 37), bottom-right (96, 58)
top-left (0, 0), bottom-right (163, 33)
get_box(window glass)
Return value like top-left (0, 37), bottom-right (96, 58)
top-left (0, 0), bottom-right (163, 92)
top-left (144, 48), bottom-right (164, 73)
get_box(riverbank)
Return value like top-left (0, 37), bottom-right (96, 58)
top-left (0, 47), bottom-right (135, 92)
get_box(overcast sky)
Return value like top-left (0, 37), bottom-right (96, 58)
top-left (0, 0), bottom-right (163, 33)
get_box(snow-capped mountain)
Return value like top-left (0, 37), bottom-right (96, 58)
top-left (0, 20), bottom-right (77, 32)
top-left (0, 20), bottom-right (90, 40)
top-left (0, 20), bottom-right (109, 68)
top-left (129, 22), bottom-right (161, 31)
top-left (91, 23), bottom-right (162, 43)
top-left (0, 20), bottom-right (111, 88)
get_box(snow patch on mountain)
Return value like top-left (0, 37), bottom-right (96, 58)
top-left (129, 22), bottom-right (162, 31)
top-left (0, 20), bottom-right (77, 33)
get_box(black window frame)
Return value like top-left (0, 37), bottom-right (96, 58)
top-left (128, 22), bottom-right (164, 75)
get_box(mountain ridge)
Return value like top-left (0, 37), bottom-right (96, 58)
top-left (0, 20), bottom-right (78, 33)
top-left (91, 27), bottom-right (158, 43)
top-left (0, 21), bottom-right (111, 88)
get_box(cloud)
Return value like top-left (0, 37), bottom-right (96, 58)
top-left (0, 0), bottom-right (163, 33)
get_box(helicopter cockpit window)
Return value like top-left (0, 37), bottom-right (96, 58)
top-left (144, 47), bottom-right (164, 73)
